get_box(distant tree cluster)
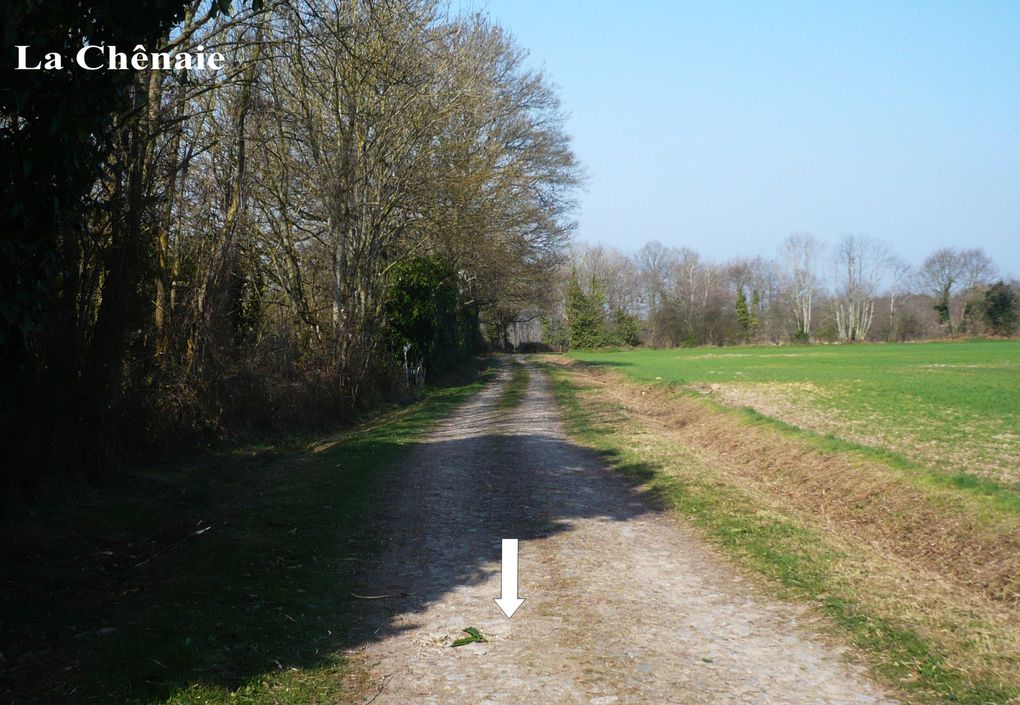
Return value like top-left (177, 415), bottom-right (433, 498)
top-left (1, 0), bottom-right (579, 490)
top-left (553, 270), bottom-right (640, 350)
top-left (547, 238), bottom-right (1016, 350)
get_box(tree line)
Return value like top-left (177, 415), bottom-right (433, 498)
top-left (1, 0), bottom-right (579, 496)
top-left (544, 236), bottom-right (1017, 350)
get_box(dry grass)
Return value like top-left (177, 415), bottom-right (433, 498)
top-left (562, 362), bottom-right (1020, 604)
top-left (710, 381), bottom-right (1020, 485)
top-left (543, 356), bottom-right (1020, 704)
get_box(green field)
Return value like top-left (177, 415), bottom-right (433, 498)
top-left (570, 340), bottom-right (1020, 486)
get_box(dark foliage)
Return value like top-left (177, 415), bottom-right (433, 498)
top-left (383, 256), bottom-right (478, 380)
top-left (0, 1), bottom-right (255, 498)
top-left (984, 282), bottom-right (1017, 336)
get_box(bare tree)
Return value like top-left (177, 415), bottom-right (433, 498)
top-left (662, 247), bottom-right (717, 345)
top-left (885, 255), bottom-right (913, 338)
top-left (781, 233), bottom-right (822, 339)
top-left (633, 241), bottom-right (676, 339)
top-left (832, 234), bottom-right (886, 342)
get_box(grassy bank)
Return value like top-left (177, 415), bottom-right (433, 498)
top-left (543, 359), bottom-right (1020, 705)
top-left (1, 363), bottom-right (492, 705)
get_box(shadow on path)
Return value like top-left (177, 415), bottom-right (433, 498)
top-left (1, 366), bottom-right (663, 704)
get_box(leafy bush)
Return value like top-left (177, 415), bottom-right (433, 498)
top-left (383, 257), bottom-right (476, 379)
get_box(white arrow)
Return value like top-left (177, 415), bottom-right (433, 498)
top-left (494, 538), bottom-right (525, 618)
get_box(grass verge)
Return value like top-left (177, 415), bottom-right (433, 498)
top-left (543, 361), bottom-right (1020, 705)
top-left (1, 362), bottom-right (493, 705)
top-left (497, 360), bottom-right (530, 409)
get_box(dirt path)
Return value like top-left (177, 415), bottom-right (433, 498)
top-left (346, 362), bottom-right (896, 704)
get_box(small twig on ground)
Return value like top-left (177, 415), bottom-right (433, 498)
top-left (365, 673), bottom-right (393, 704)
top-left (350, 592), bottom-right (412, 599)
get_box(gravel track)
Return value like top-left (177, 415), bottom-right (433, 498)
top-left (346, 361), bottom-right (897, 705)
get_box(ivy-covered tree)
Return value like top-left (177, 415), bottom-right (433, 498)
top-left (384, 257), bottom-right (473, 380)
top-left (984, 282), bottom-right (1017, 336)
top-left (750, 289), bottom-right (761, 339)
top-left (736, 288), bottom-right (751, 341)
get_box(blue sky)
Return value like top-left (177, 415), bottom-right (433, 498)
top-left (456, 1), bottom-right (1020, 276)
